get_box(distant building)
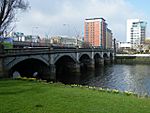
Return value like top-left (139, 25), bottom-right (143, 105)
top-left (84, 18), bottom-right (107, 48)
top-left (118, 42), bottom-right (131, 53)
top-left (145, 38), bottom-right (150, 44)
top-left (119, 42), bottom-right (131, 48)
top-left (143, 38), bottom-right (150, 53)
top-left (127, 19), bottom-right (147, 49)
top-left (50, 36), bottom-right (83, 47)
top-left (106, 28), bottom-right (113, 49)
top-left (119, 42), bottom-right (131, 49)
top-left (8, 32), bottom-right (40, 43)
top-left (50, 36), bottom-right (61, 44)
top-left (9, 32), bottom-right (25, 41)
top-left (25, 35), bottom-right (32, 42)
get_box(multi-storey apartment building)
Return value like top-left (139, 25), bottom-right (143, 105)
top-left (84, 18), bottom-right (107, 48)
top-left (127, 19), bottom-right (147, 49)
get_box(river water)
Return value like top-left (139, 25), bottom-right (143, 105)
top-left (79, 64), bottom-right (150, 96)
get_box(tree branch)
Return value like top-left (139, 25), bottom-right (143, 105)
top-left (0, 0), bottom-right (29, 34)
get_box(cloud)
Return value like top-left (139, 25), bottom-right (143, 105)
top-left (15, 0), bottom-right (147, 41)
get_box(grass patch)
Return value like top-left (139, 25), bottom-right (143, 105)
top-left (0, 79), bottom-right (150, 113)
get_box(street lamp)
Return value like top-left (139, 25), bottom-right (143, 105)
top-left (31, 26), bottom-right (39, 44)
top-left (63, 24), bottom-right (70, 36)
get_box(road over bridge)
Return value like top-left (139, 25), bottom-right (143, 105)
top-left (0, 47), bottom-right (114, 82)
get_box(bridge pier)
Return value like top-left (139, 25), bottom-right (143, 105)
top-left (104, 58), bottom-right (111, 64)
top-left (95, 58), bottom-right (104, 65)
top-left (86, 60), bottom-right (95, 70)
top-left (0, 58), bottom-right (4, 78)
top-left (69, 63), bottom-right (80, 73)
top-left (49, 64), bottom-right (56, 81)
top-left (67, 63), bottom-right (81, 84)
top-left (75, 63), bottom-right (80, 73)
top-left (0, 58), bottom-right (8, 78)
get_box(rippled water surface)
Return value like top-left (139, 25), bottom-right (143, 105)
top-left (80, 64), bottom-right (150, 96)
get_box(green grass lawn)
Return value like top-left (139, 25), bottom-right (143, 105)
top-left (0, 79), bottom-right (150, 113)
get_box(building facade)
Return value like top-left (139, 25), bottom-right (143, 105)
top-left (50, 36), bottom-right (83, 48)
top-left (9, 32), bottom-right (25, 41)
top-left (117, 42), bottom-right (131, 53)
top-left (106, 28), bottom-right (113, 49)
top-left (84, 18), bottom-right (107, 48)
top-left (127, 19), bottom-right (147, 49)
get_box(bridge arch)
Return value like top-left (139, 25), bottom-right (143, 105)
top-left (79, 54), bottom-right (91, 61)
top-left (79, 54), bottom-right (92, 71)
top-left (94, 53), bottom-right (102, 59)
top-left (94, 53), bottom-right (103, 67)
top-left (94, 52), bottom-right (103, 58)
top-left (9, 58), bottom-right (50, 80)
top-left (54, 55), bottom-right (77, 84)
top-left (103, 53), bottom-right (112, 64)
top-left (103, 53), bottom-right (109, 59)
top-left (79, 52), bottom-right (92, 61)
top-left (54, 54), bottom-right (77, 64)
top-left (6, 56), bottom-right (49, 71)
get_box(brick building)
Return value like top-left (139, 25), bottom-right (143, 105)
top-left (84, 18), bottom-right (107, 48)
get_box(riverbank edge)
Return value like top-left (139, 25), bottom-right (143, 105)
top-left (115, 56), bottom-right (150, 64)
top-left (13, 77), bottom-right (150, 98)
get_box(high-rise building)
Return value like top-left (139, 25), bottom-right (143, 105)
top-left (127, 19), bottom-right (147, 49)
top-left (84, 18), bottom-right (107, 48)
top-left (106, 28), bottom-right (113, 49)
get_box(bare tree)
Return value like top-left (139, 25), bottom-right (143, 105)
top-left (0, 0), bottom-right (29, 35)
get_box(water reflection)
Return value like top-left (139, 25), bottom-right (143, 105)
top-left (80, 64), bottom-right (150, 96)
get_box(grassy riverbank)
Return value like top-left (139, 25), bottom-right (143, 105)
top-left (1, 79), bottom-right (150, 113)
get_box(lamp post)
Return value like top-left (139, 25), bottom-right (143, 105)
top-left (32, 26), bottom-right (38, 44)
top-left (63, 24), bottom-right (70, 36)
top-left (113, 38), bottom-right (116, 56)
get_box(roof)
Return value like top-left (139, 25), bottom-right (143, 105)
top-left (85, 17), bottom-right (105, 21)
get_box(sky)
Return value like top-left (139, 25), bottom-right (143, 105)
top-left (15, 0), bottom-right (150, 41)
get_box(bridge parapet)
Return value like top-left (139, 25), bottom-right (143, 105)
top-left (3, 48), bottom-right (114, 54)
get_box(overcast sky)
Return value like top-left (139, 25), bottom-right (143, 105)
top-left (15, 0), bottom-right (150, 41)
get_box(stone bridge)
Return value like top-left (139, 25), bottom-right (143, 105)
top-left (0, 47), bottom-right (114, 82)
